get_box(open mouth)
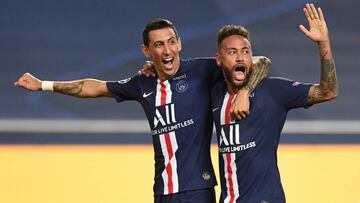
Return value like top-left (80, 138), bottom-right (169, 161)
top-left (162, 57), bottom-right (174, 65)
top-left (235, 64), bottom-right (245, 73)
top-left (233, 64), bottom-right (246, 80)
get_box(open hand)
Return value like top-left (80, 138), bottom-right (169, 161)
top-left (299, 3), bottom-right (329, 43)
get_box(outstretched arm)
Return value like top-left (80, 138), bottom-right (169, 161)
top-left (299, 3), bottom-right (338, 105)
top-left (15, 73), bottom-right (112, 98)
top-left (230, 56), bottom-right (271, 120)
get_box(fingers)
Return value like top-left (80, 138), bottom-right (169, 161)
top-left (230, 111), bottom-right (249, 120)
top-left (303, 6), bottom-right (312, 22)
top-left (300, 3), bottom-right (318, 36)
top-left (230, 109), bottom-right (250, 120)
top-left (14, 73), bottom-right (41, 91)
top-left (304, 3), bottom-right (322, 21)
top-left (138, 69), bottom-right (152, 77)
top-left (318, 7), bottom-right (325, 22)
top-left (14, 73), bottom-right (29, 86)
top-left (306, 3), bottom-right (319, 20)
top-left (299, 24), bottom-right (310, 37)
top-left (139, 61), bottom-right (156, 77)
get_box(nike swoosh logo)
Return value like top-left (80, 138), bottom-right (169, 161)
top-left (143, 92), bottom-right (153, 98)
top-left (212, 107), bottom-right (219, 112)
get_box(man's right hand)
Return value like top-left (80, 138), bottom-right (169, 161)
top-left (15, 73), bottom-right (42, 91)
top-left (138, 61), bottom-right (156, 77)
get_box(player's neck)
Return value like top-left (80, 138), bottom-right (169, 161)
top-left (157, 66), bottom-right (180, 82)
top-left (226, 82), bottom-right (239, 95)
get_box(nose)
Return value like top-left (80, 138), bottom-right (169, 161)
top-left (163, 43), bottom-right (171, 55)
top-left (236, 53), bottom-right (244, 62)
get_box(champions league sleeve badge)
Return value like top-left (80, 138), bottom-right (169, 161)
top-left (175, 80), bottom-right (188, 93)
top-left (117, 78), bottom-right (131, 84)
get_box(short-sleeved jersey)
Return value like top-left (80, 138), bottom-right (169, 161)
top-left (107, 58), bottom-right (220, 196)
top-left (211, 77), bottom-right (312, 203)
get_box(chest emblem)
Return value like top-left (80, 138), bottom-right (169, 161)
top-left (175, 80), bottom-right (188, 93)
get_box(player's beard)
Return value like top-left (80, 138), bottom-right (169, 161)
top-left (223, 69), bottom-right (251, 93)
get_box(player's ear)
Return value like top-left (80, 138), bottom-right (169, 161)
top-left (141, 44), bottom-right (151, 58)
top-left (177, 37), bottom-right (182, 52)
top-left (215, 52), bottom-right (222, 68)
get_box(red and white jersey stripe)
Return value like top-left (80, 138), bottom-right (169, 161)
top-left (160, 131), bottom-right (179, 194)
top-left (221, 92), bottom-right (239, 202)
top-left (155, 79), bottom-right (179, 194)
top-left (156, 80), bottom-right (172, 107)
top-left (220, 93), bottom-right (236, 125)
top-left (222, 153), bottom-right (239, 203)
top-left (107, 58), bottom-right (220, 196)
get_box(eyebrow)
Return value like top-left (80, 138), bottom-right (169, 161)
top-left (225, 46), bottom-right (249, 51)
top-left (152, 36), bottom-right (176, 45)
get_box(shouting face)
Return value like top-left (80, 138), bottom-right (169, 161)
top-left (216, 35), bottom-right (253, 93)
top-left (142, 27), bottom-right (182, 81)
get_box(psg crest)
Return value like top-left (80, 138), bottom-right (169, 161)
top-left (176, 80), bottom-right (188, 93)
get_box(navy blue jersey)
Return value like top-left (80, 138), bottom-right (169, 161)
top-left (211, 77), bottom-right (312, 203)
top-left (107, 58), bottom-right (220, 196)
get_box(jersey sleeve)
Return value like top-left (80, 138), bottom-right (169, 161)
top-left (267, 77), bottom-right (312, 110)
top-left (106, 76), bottom-right (140, 102)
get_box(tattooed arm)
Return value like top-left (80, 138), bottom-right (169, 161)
top-left (245, 56), bottom-right (271, 92)
top-left (14, 73), bottom-right (112, 98)
top-left (230, 56), bottom-right (271, 120)
top-left (299, 3), bottom-right (338, 105)
top-left (306, 41), bottom-right (338, 104)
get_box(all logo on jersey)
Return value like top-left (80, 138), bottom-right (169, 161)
top-left (154, 104), bottom-right (177, 128)
top-left (219, 92), bottom-right (256, 153)
top-left (153, 80), bottom-right (194, 134)
top-left (220, 124), bottom-right (240, 146)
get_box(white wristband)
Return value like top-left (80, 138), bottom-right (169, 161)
top-left (42, 81), bottom-right (54, 92)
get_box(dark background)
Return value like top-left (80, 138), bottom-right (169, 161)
top-left (2, 0), bottom-right (359, 120)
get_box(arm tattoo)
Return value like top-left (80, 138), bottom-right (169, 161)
top-left (320, 58), bottom-right (338, 92)
top-left (54, 81), bottom-right (85, 97)
top-left (245, 58), bottom-right (271, 92)
top-left (307, 50), bottom-right (338, 104)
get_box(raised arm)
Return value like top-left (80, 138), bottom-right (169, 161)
top-left (299, 3), bottom-right (338, 105)
top-left (230, 56), bottom-right (271, 120)
top-left (15, 73), bottom-right (112, 98)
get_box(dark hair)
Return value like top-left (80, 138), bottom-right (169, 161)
top-left (142, 18), bottom-right (179, 46)
top-left (217, 25), bottom-right (250, 47)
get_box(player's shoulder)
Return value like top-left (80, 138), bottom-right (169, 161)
top-left (180, 57), bottom-right (218, 76)
top-left (261, 76), bottom-right (309, 91)
top-left (182, 57), bottom-right (216, 62)
top-left (181, 57), bottom-right (216, 67)
top-left (113, 74), bottom-right (156, 86)
top-left (263, 76), bottom-right (295, 86)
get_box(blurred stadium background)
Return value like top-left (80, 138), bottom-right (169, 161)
top-left (1, 0), bottom-right (359, 202)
